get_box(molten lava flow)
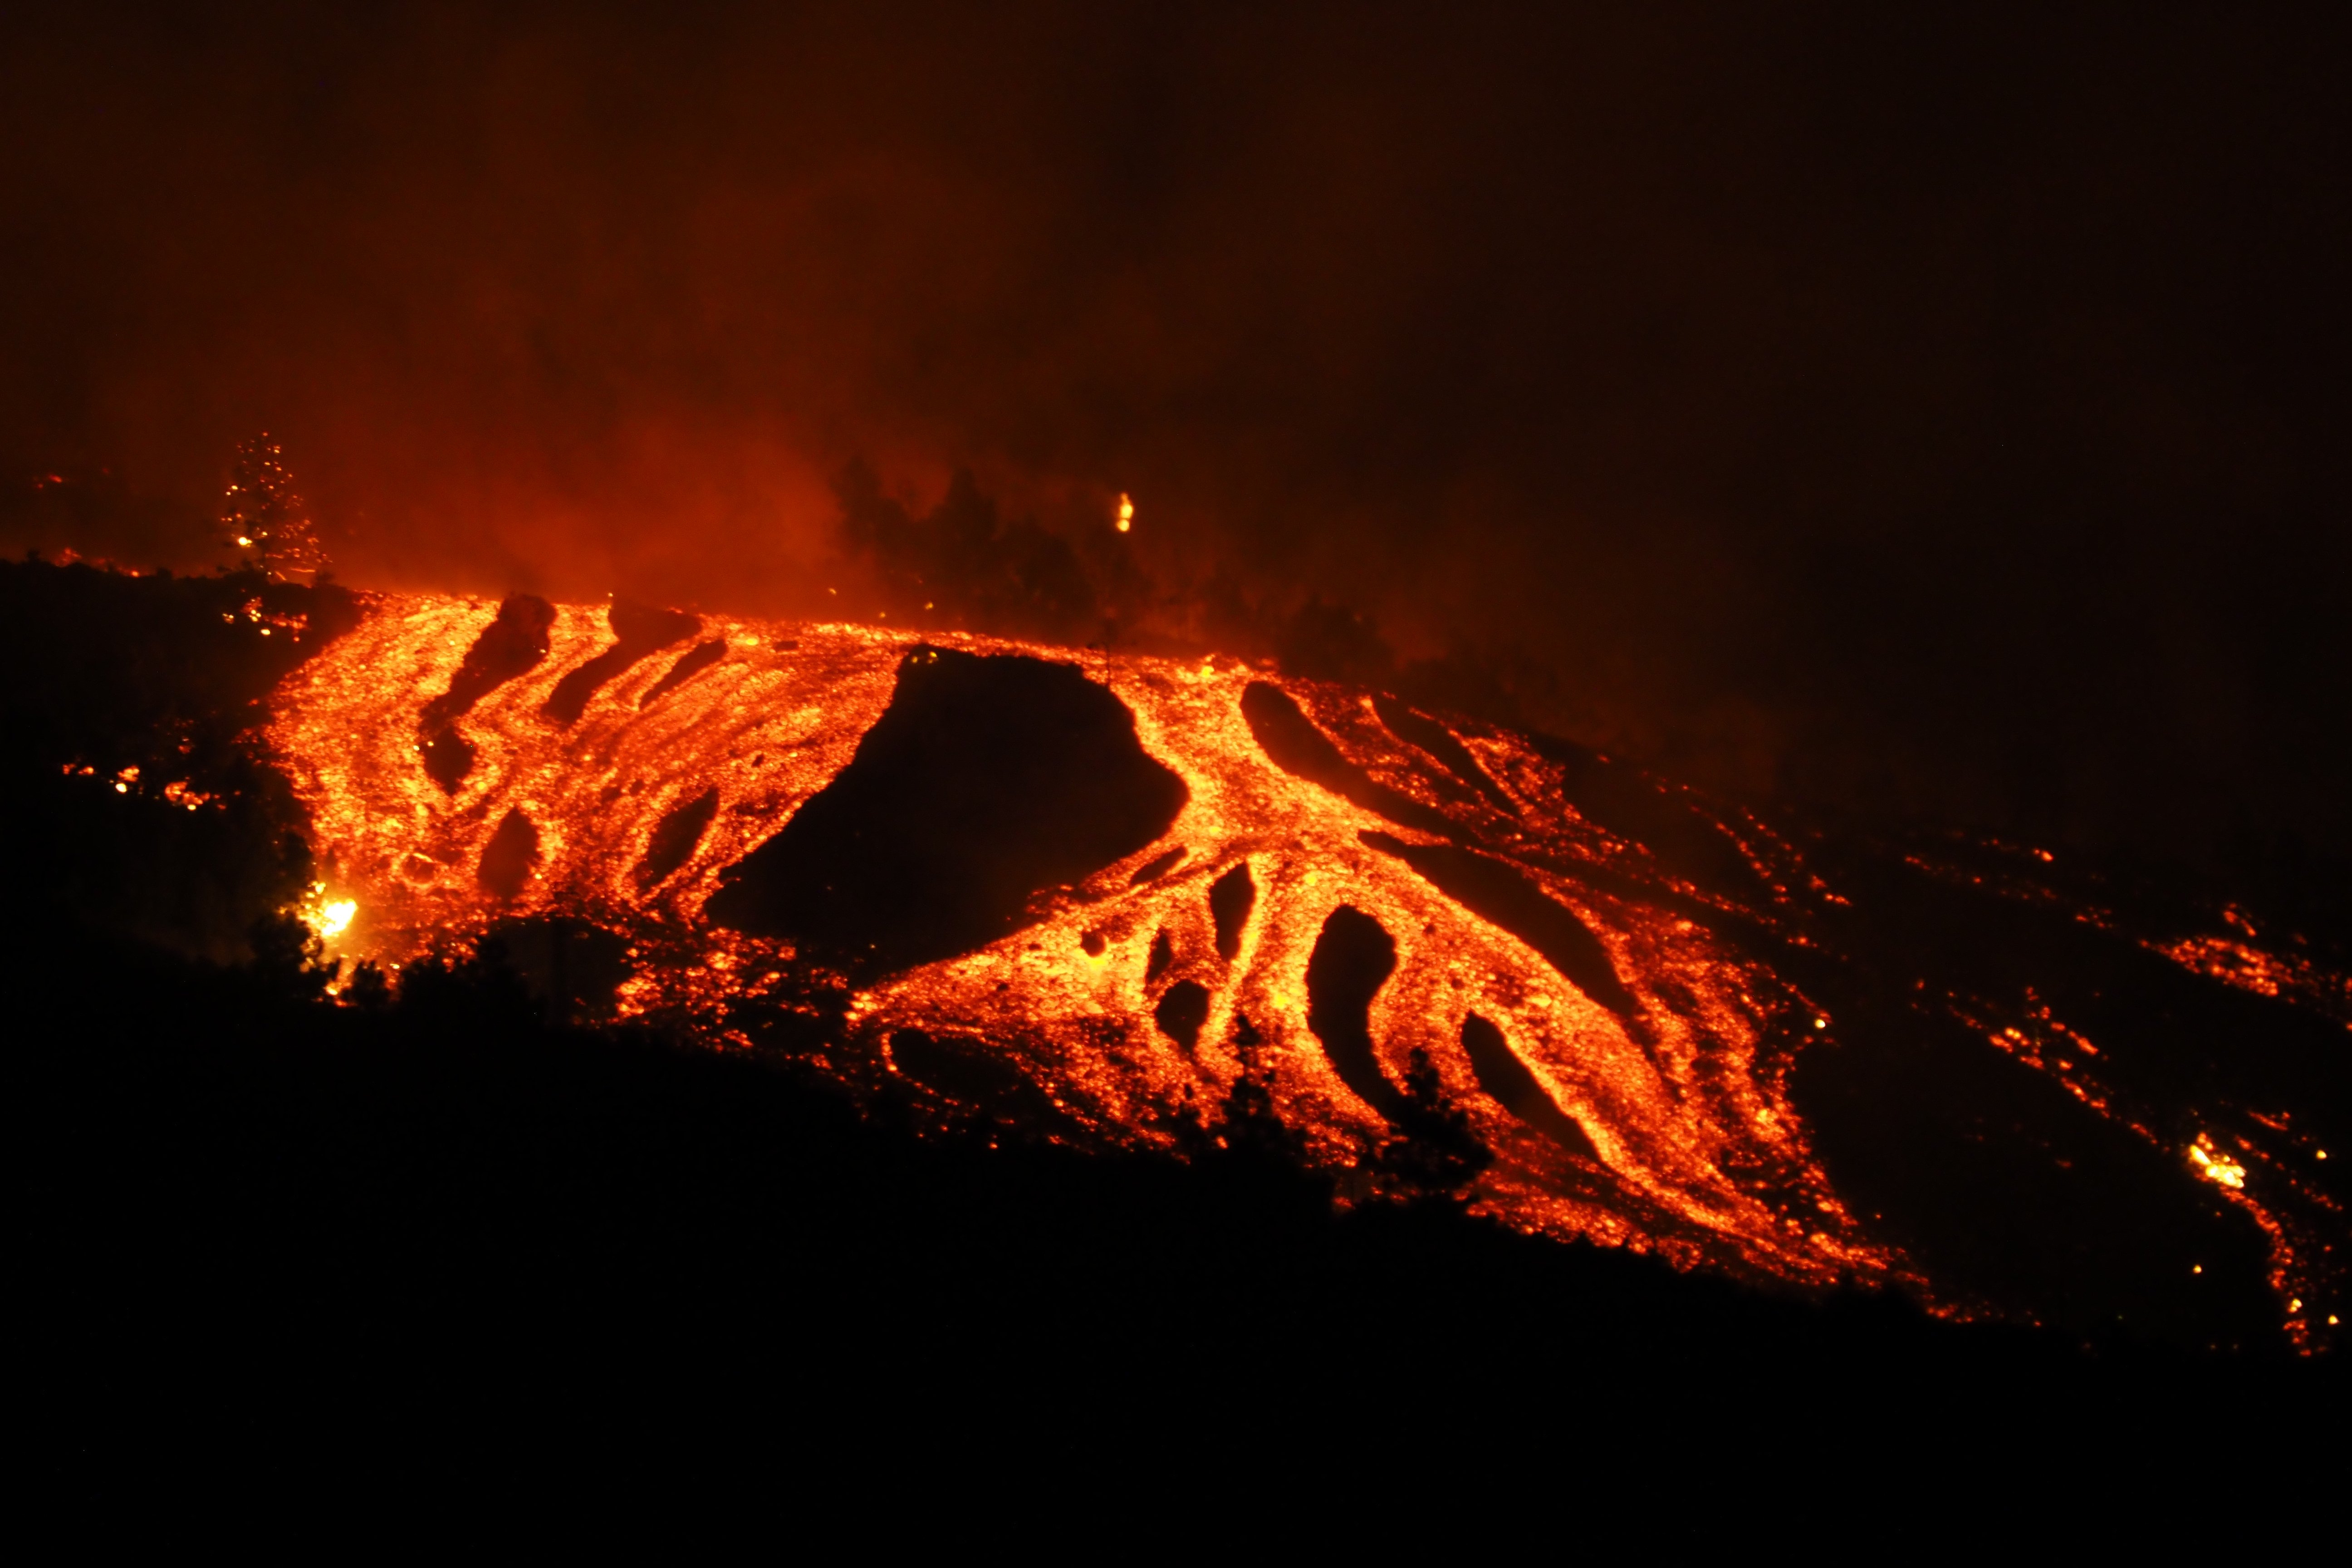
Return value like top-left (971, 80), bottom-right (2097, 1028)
top-left (271, 592), bottom-right (1879, 1288)
top-left (269, 592), bottom-right (2349, 1336)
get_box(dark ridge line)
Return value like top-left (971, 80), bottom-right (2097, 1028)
top-left (640, 637), bottom-right (729, 708)
top-left (543, 601), bottom-right (701, 725)
top-left (1240, 681), bottom-right (1455, 838)
top-left (1360, 829), bottom-right (1640, 1019)
top-left (420, 594), bottom-right (556, 793)
top-left (1460, 1012), bottom-right (1601, 1161)
top-left (1371, 693), bottom-right (1517, 816)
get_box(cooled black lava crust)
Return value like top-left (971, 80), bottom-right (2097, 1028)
top-left (708, 646), bottom-right (1188, 975)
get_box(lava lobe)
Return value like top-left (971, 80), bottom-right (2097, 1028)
top-left (542, 599), bottom-right (701, 725)
top-left (419, 593), bottom-right (555, 792)
top-left (706, 646), bottom-right (1187, 974)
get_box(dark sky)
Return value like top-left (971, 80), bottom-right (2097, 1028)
top-left (4, 2), bottom-right (2347, 876)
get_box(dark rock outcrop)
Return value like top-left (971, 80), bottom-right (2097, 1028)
top-left (708, 647), bottom-right (1186, 975)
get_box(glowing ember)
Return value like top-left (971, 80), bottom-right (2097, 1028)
top-left (161, 781), bottom-right (215, 811)
top-left (2190, 1134), bottom-right (2248, 1191)
top-left (2153, 935), bottom-right (2352, 1026)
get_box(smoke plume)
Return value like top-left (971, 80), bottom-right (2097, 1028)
top-left (3, 2), bottom-right (2347, 884)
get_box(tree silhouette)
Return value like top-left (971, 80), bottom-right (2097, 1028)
top-left (220, 434), bottom-right (327, 583)
top-left (1367, 1046), bottom-right (1493, 1209)
top-left (245, 909), bottom-right (338, 1001)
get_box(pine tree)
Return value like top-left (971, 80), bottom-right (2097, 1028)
top-left (219, 434), bottom-right (327, 583)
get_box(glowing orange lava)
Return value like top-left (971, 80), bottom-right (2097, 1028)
top-left (266, 592), bottom-right (2348, 1337)
top-left (271, 593), bottom-right (1888, 1289)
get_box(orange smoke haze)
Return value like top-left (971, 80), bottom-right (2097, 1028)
top-left (5, 2), bottom-right (2350, 873)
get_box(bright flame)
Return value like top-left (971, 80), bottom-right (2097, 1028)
top-left (2189, 1133), bottom-right (2247, 1190)
top-left (318, 899), bottom-right (358, 940)
top-left (1116, 493), bottom-right (1135, 532)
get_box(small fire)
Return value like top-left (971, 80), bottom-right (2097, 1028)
top-left (293, 879), bottom-right (359, 942)
top-left (2189, 1133), bottom-right (2247, 1190)
top-left (1116, 493), bottom-right (1135, 533)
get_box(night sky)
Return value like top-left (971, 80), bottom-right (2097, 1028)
top-left (5, 2), bottom-right (2346, 878)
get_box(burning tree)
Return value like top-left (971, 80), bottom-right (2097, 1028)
top-left (219, 435), bottom-right (328, 583)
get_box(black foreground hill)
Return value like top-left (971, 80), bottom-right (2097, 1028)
top-left (5, 558), bottom-right (2338, 1521)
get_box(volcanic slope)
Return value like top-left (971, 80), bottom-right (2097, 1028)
top-left (270, 593), bottom-right (2349, 1347)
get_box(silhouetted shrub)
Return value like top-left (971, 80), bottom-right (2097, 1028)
top-left (1365, 1046), bottom-right (1494, 1209)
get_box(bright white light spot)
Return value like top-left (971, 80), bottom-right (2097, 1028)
top-left (318, 899), bottom-right (357, 939)
top-left (236, 537), bottom-right (253, 547)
